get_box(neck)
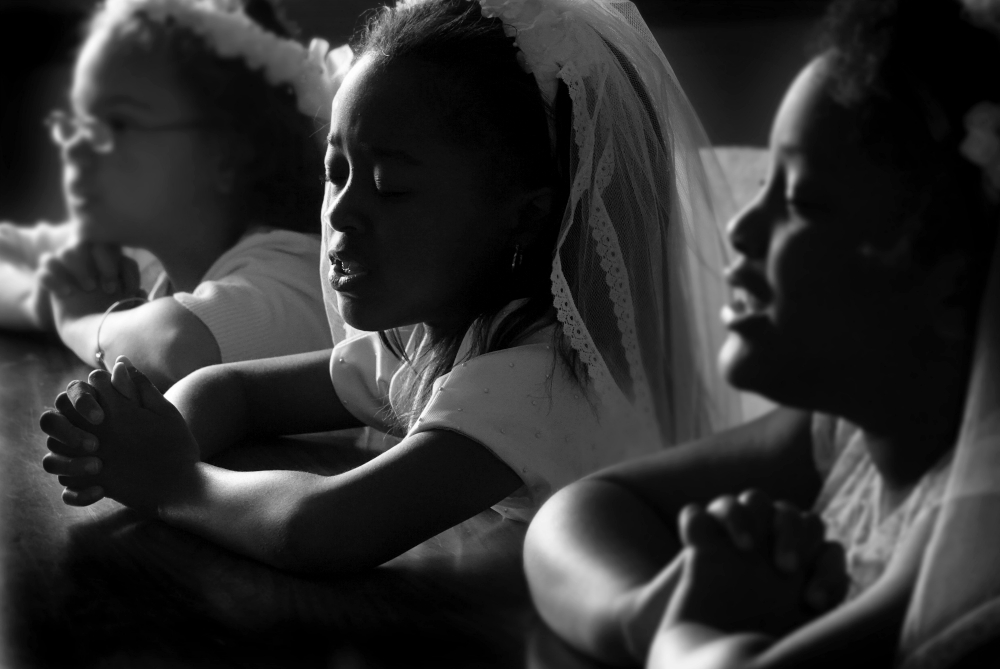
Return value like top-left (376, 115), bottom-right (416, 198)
top-left (834, 346), bottom-right (969, 493)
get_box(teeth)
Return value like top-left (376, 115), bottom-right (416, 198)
top-left (731, 288), bottom-right (763, 313)
top-left (338, 259), bottom-right (362, 275)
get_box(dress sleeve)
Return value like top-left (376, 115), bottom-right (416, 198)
top-left (410, 343), bottom-right (658, 522)
top-left (328, 332), bottom-right (402, 436)
top-left (171, 230), bottom-right (332, 362)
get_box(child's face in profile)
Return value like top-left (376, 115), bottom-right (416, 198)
top-left (62, 28), bottom-right (222, 247)
top-left (719, 56), bottom-right (942, 411)
top-left (323, 55), bottom-right (523, 333)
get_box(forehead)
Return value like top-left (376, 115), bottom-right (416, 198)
top-left (72, 27), bottom-right (194, 115)
top-left (329, 55), bottom-right (463, 153)
top-left (771, 57), bottom-right (908, 227)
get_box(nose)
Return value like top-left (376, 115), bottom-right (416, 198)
top-left (726, 193), bottom-right (772, 261)
top-left (322, 179), bottom-right (365, 235)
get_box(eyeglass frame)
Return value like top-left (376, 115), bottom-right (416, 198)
top-left (44, 109), bottom-right (216, 155)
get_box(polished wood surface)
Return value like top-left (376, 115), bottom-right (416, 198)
top-left (0, 332), bottom-right (611, 668)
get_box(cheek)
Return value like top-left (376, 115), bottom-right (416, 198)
top-left (769, 224), bottom-right (858, 327)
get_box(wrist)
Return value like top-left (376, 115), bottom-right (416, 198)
top-left (156, 461), bottom-right (208, 523)
top-left (618, 557), bottom-right (686, 663)
top-left (647, 623), bottom-right (771, 669)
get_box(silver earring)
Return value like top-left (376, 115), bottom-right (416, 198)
top-left (511, 244), bottom-right (524, 272)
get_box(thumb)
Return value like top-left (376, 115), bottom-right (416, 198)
top-left (111, 358), bottom-right (140, 403)
top-left (678, 503), bottom-right (727, 551)
top-left (124, 362), bottom-right (174, 415)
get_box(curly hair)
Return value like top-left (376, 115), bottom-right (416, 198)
top-left (818, 0), bottom-right (1000, 299)
top-left (86, 0), bottom-right (324, 234)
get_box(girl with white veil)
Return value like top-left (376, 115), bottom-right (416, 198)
top-left (526, 0), bottom-right (1000, 666)
top-left (38, 0), bottom-right (742, 571)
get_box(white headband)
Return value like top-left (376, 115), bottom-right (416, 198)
top-left (472, 0), bottom-right (595, 106)
top-left (96, 0), bottom-right (353, 120)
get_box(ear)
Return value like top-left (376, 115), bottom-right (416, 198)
top-left (512, 187), bottom-right (554, 248)
top-left (922, 252), bottom-right (971, 342)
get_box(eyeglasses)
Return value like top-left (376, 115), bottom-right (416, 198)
top-left (44, 109), bottom-right (211, 155)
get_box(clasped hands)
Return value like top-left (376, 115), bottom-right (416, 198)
top-left (37, 240), bottom-right (145, 326)
top-left (38, 356), bottom-right (200, 515)
top-left (624, 490), bottom-right (849, 662)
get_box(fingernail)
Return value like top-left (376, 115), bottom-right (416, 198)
top-left (88, 409), bottom-right (104, 424)
top-left (86, 459), bottom-right (101, 474)
top-left (83, 436), bottom-right (98, 452)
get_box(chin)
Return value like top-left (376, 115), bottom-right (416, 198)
top-left (722, 333), bottom-right (833, 412)
top-left (337, 295), bottom-right (389, 333)
top-left (720, 333), bottom-right (790, 403)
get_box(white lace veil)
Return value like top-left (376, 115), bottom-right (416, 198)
top-left (894, 2), bottom-right (1000, 664)
top-left (896, 216), bottom-right (1000, 668)
top-left (321, 0), bottom-right (744, 445)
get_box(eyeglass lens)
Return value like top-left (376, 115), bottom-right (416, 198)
top-left (46, 111), bottom-right (114, 154)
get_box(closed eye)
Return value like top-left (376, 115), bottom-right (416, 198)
top-left (104, 116), bottom-right (135, 134)
top-left (324, 153), bottom-right (349, 188)
top-left (373, 172), bottom-right (410, 198)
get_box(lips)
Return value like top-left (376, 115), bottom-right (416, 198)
top-left (722, 259), bottom-right (773, 329)
top-left (328, 250), bottom-right (370, 292)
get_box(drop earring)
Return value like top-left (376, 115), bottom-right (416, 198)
top-left (511, 244), bottom-right (524, 273)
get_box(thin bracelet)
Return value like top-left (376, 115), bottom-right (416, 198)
top-left (95, 297), bottom-right (148, 371)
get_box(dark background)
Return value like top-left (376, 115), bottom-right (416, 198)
top-left (0, 0), bottom-right (831, 224)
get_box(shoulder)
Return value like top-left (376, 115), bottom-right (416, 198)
top-left (202, 228), bottom-right (321, 282)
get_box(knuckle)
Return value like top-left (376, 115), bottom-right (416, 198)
top-left (39, 408), bottom-right (61, 430)
top-left (707, 495), bottom-right (735, 515)
top-left (88, 369), bottom-right (111, 385)
top-left (40, 454), bottom-right (57, 473)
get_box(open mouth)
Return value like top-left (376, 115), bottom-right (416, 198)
top-left (328, 253), bottom-right (370, 291)
top-left (721, 287), bottom-right (769, 327)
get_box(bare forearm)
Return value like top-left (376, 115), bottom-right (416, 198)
top-left (159, 463), bottom-right (323, 570)
top-left (525, 479), bottom-right (682, 665)
top-left (54, 311), bottom-right (104, 368)
top-left (525, 410), bottom-right (818, 665)
top-left (166, 349), bottom-right (356, 460)
top-left (647, 625), bottom-right (771, 669)
top-left (165, 365), bottom-right (254, 460)
top-left (0, 264), bottom-right (49, 330)
top-left (53, 299), bottom-right (222, 390)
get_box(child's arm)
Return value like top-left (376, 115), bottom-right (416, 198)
top-left (523, 408), bottom-right (820, 665)
top-left (39, 240), bottom-right (219, 389)
top-left (51, 295), bottom-right (222, 390)
top-left (0, 220), bottom-right (76, 330)
top-left (647, 507), bottom-right (936, 669)
top-left (41, 357), bottom-right (523, 573)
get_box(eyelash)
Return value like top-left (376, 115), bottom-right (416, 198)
top-left (321, 166), bottom-right (407, 200)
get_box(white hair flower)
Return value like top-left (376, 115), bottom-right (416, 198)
top-left (96, 0), bottom-right (351, 121)
top-left (473, 0), bottom-right (594, 105)
top-left (960, 101), bottom-right (1000, 196)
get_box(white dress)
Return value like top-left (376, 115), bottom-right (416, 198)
top-left (152, 227), bottom-right (334, 362)
top-left (328, 312), bottom-right (662, 522)
top-left (812, 414), bottom-right (953, 600)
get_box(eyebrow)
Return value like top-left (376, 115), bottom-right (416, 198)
top-left (94, 96), bottom-right (155, 112)
top-left (326, 134), bottom-right (423, 166)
